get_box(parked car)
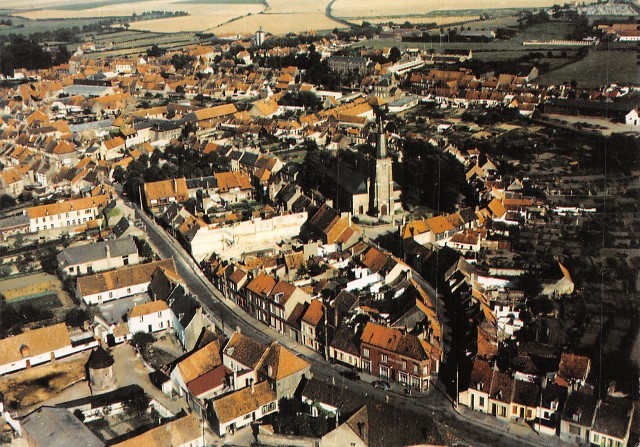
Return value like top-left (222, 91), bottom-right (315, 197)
top-left (340, 370), bottom-right (360, 381)
top-left (373, 380), bottom-right (390, 390)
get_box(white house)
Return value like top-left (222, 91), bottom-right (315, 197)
top-left (625, 108), bottom-right (639, 128)
top-left (128, 300), bottom-right (173, 335)
top-left (26, 195), bottom-right (109, 233)
top-left (58, 237), bottom-right (140, 276)
top-left (210, 381), bottom-right (278, 436)
top-left (0, 324), bottom-right (97, 376)
top-left (77, 258), bottom-right (176, 305)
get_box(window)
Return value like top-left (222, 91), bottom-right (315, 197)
top-left (479, 396), bottom-right (485, 406)
top-left (363, 348), bottom-right (370, 358)
top-left (158, 312), bottom-right (162, 317)
top-left (569, 425), bottom-right (580, 435)
top-left (499, 406), bottom-right (506, 417)
top-left (526, 409), bottom-right (532, 419)
top-left (593, 434), bottom-right (599, 444)
top-left (140, 315), bottom-right (144, 322)
top-left (127, 288), bottom-right (131, 294)
top-left (413, 363), bottom-right (418, 374)
top-left (380, 353), bottom-right (388, 363)
top-left (402, 360), bottom-right (407, 370)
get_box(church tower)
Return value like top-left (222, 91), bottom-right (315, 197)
top-left (369, 116), bottom-right (394, 217)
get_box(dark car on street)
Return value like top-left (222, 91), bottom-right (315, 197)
top-left (373, 380), bottom-right (391, 390)
top-left (340, 370), bottom-right (360, 381)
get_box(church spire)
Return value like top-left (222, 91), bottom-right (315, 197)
top-left (376, 115), bottom-right (387, 159)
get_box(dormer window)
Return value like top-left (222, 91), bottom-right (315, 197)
top-left (572, 409), bottom-right (581, 422)
top-left (550, 400), bottom-right (558, 411)
top-left (477, 382), bottom-right (483, 391)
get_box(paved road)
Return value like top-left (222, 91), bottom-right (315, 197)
top-left (134, 206), bottom-right (557, 447)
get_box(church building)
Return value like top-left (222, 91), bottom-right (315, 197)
top-left (323, 117), bottom-right (401, 218)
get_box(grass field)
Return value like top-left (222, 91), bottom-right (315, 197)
top-left (535, 49), bottom-right (639, 87)
top-left (0, 15), bottom-right (105, 36)
top-left (332, 0), bottom-right (573, 19)
top-left (360, 15), bottom-right (480, 26)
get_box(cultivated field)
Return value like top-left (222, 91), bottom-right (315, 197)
top-left (210, 0), bottom-right (343, 35)
top-left (212, 12), bottom-right (343, 35)
top-left (14, 0), bottom-right (264, 21)
top-left (130, 9), bottom-right (260, 32)
top-left (331, 0), bottom-right (571, 20)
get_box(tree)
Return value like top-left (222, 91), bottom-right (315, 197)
top-left (54, 45), bottom-right (70, 65)
top-left (170, 53), bottom-right (195, 70)
top-left (65, 308), bottom-right (90, 328)
top-left (0, 194), bottom-right (16, 208)
top-left (0, 296), bottom-right (20, 337)
top-left (133, 236), bottom-right (154, 261)
top-left (40, 247), bottom-right (60, 275)
top-left (389, 47), bottom-right (401, 63)
top-left (123, 391), bottom-right (150, 417)
top-left (112, 165), bottom-right (126, 183)
top-left (131, 331), bottom-right (155, 353)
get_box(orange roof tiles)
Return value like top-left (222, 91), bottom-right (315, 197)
top-left (214, 171), bottom-right (252, 192)
top-left (129, 300), bottom-right (169, 318)
top-left (26, 195), bottom-right (108, 219)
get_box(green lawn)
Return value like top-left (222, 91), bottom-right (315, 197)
top-left (0, 16), bottom-right (106, 36)
top-left (535, 49), bottom-right (639, 88)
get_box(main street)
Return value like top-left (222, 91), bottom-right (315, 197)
top-left (134, 205), bottom-right (557, 447)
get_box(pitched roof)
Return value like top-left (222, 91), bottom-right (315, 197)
top-left (144, 178), bottom-right (188, 202)
top-left (556, 352), bottom-right (590, 386)
top-left (360, 322), bottom-right (401, 351)
top-left (26, 195), bottom-right (108, 219)
top-left (301, 299), bottom-right (324, 326)
top-left (211, 381), bottom-right (276, 424)
top-left (58, 237), bottom-right (137, 267)
top-left (214, 171), bottom-right (252, 192)
top-left (224, 331), bottom-right (268, 369)
top-left (193, 103), bottom-right (237, 121)
top-left (129, 300), bottom-right (169, 318)
top-left (0, 323), bottom-right (71, 366)
top-left (246, 273), bottom-right (276, 298)
top-left (257, 342), bottom-right (310, 380)
top-left (468, 359), bottom-right (493, 393)
top-left (78, 258), bottom-right (176, 297)
top-left (21, 407), bottom-right (104, 447)
top-left (592, 398), bottom-right (633, 439)
top-left (177, 340), bottom-right (222, 383)
top-left (187, 363), bottom-right (232, 397)
top-left (111, 413), bottom-right (200, 447)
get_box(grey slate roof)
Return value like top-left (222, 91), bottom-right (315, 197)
top-left (57, 237), bottom-right (137, 266)
top-left (0, 213), bottom-right (29, 230)
top-left (21, 406), bottom-right (105, 447)
top-left (111, 216), bottom-right (131, 238)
